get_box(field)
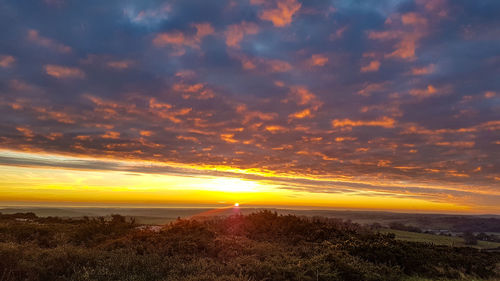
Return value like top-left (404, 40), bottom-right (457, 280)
top-left (380, 229), bottom-right (500, 250)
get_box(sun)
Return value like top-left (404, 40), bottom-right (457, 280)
top-left (234, 203), bottom-right (239, 207)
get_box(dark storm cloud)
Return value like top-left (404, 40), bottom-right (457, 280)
top-left (0, 0), bottom-right (499, 207)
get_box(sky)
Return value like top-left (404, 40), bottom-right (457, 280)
top-left (0, 0), bottom-right (499, 213)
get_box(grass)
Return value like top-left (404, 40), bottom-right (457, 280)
top-left (380, 229), bottom-right (500, 249)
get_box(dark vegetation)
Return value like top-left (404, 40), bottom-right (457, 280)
top-left (0, 211), bottom-right (499, 281)
top-left (387, 222), bottom-right (422, 233)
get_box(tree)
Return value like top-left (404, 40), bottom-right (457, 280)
top-left (463, 231), bottom-right (477, 245)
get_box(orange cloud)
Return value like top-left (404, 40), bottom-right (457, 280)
top-left (368, 30), bottom-right (400, 40)
top-left (231, 52), bottom-right (291, 72)
top-left (241, 57), bottom-right (257, 70)
top-left (153, 31), bottom-right (185, 46)
top-left (236, 104), bottom-right (277, 124)
top-left (102, 131), bottom-right (120, 139)
top-left (148, 98), bottom-right (192, 123)
top-left (46, 132), bottom-right (63, 141)
top-left (411, 64), bottom-right (435, 75)
top-left (401, 12), bottom-right (428, 26)
top-left (44, 65), bottom-right (85, 79)
top-left (332, 116), bottom-right (396, 128)
top-left (27, 29), bottom-right (71, 53)
top-left (224, 21), bottom-right (259, 48)
top-left (329, 26), bottom-right (348, 41)
top-left (266, 59), bottom-right (292, 72)
top-left (177, 135), bottom-right (198, 142)
top-left (16, 127), bottom-right (35, 138)
top-left (435, 141), bottom-right (475, 148)
top-left (284, 86), bottom-right (322, 109)
top-left (308, 54), bottom-right (328, 67)
top-left (74, 135), bottom-right (91, 141)
top-left (484, 91), bottom-right (496, 99)
top-left (172, 83), bottom-right (215, 100)
top-left (409, 85), bottom-right (438, 98)
top-left (257, 0), bottom-right (301, 27)
top-left (172, 83), bottom-right (203, 93)
top-left (33, 106), bottom-right (75, 124)
top-left (416, 0), bottom-right (448, 17)
top-left (368, 12), bottom-right (428, 61)
top-left (220, 133), bottom-right (238, 143)
top-left (153, 23), bottom-right (214, 54)
top-left (107, 60), bottom-right (134, 70)
top-left (140, 130), bottom-right (153, 137)
top-left (265, 125), bottom-right (288, 133)
top-left (289, 108), bottom-right (312, 120)
top-left (175, 70), bottom-right (196, 79)
top-left (335, 137), bottom-right (357, 142)
top-left (192, 23), bottom-right (215, 40)
top-left (274, 80), bottom-right (285, 87)
top-left (360, 60), bottom-right (381, 72)
top-left (8, 80), bottom-right (36, 92)
top-left (149, 98), bottom-right (172, 110)
top-left (387, 34), bottom-right (421, 60)
top-left (357, 82), bottom-right (388, 96)
top-left (0, 55), bottom-right (15, 68)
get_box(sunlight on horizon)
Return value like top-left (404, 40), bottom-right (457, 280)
top-left (0, 149), bottom-right (478, 214)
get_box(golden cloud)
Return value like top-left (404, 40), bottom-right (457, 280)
top-left (332, 117), bottom-right (396, 128)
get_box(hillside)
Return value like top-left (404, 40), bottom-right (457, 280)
top-left (0, 211), bottom-right (499, 281)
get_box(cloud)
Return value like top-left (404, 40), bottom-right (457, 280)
top-left (153, 23), bottom-right (214, 55)
top-left (256, 0), bottom-right (301, 27)
top-left (27, 29), bottom-right (72, 53)
top-left (220, 133), bottom-right (238, 143)
top-left (192, 23), bottom-right (215, 39)
top-left (308, 54), bottom-right (328, 67)
top-left (16, 127), bottom-right (34, 138)
top-left (0, 55), bottom-right (15, 68)
top-left (153, 32), bottom-right (185, 46)
top-left (123, 4), bottom-right (171, 26)
top-left (288, 108), bottom-right (312, 120)
top-left (368, 12), bottom-right (429, 61)
top-left (32, 106), bottom-right (75, 124)
top-left (357, 82), bottom-right (388, 96)
top-left (410, 64), bottom-right (435, 75)
top-left (361, 60), bottom-right (381, 72)
top-left (409, 85), bottom-right (438, 98)
top-left (224, 22), bottom-right (259, 48)
top-left (231, 52), bottom-right (291, 72)
top-left (401, 12), bottom-right (428, 26)
top-left (283, 86), bottom-right (322, 110)
top-left (106, 60), bottom-right (134, 70)
top-left (332, 117), bottom-right (396, 128)
top-left (44, 65), bottom-right (85, 79)
top-left (265, 125), bottom-right (288, 133)
top-left (484, 91), bottom-right (496, 99)
top-left (434, 141), bottom-right (475, 148)
top-left (101, 131), bottom-right (121, 139)
top-left (235, 104), bottom-right (277, 124)
top-left (416, 0), bottom-right (449, 18)
top-left (172, 82), bottom-right (215, 100)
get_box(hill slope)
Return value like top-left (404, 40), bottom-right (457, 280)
top-left (0, 211), bottom-right (499, 281)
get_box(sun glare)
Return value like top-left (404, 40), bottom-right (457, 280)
top-left (234, 203), bottom-right (239, 207)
